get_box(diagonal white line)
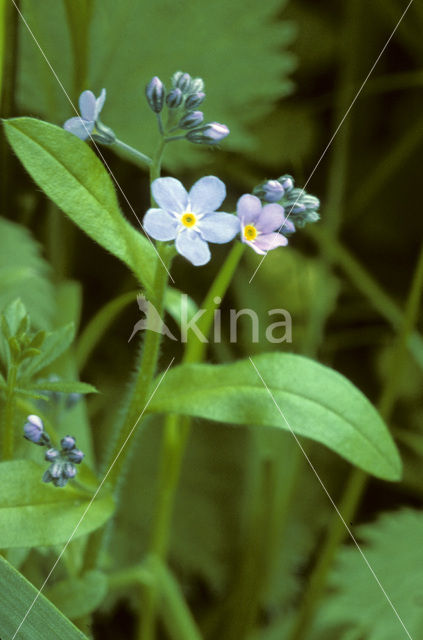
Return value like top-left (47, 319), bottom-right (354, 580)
top-left (249, 0), bottom-right (415, 284)
top-left (249, 357), bottom-right (414, 640)
top-left (10, 0), bottom-right (174, 284)
top-left (11, 357), bottom-right (175, 640)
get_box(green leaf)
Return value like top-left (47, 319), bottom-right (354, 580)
top-left (314, 508), bottom-right (423, 640)
top-left (4, 117), bottom-right (157, 295)
top-left (22, 322), bottom-right (75, 378)
top-left (45, 570), bottom-right (108, 620)
top-left (0, 559), bottom-right (87, 640)
top-left (0, 460), bottom-right (114, 548)
top-left (0, 554), bottom-right (88, 640)
top-left (0, 217), bottom-right (55, 329)
top-left (149, 353), bottom-right (402, 480)
top-left (28, 380), bottom-right (98, 395)
top-left (1, 298), bottom-right (28, 337)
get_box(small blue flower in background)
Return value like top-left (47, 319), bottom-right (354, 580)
top-left (237, 194), bottom-right (295, 255)
top-left (143, 176), bottom-right (240, 266)
top-left (64, 88), bottom-right (106, 140)
top-left (23, 415), bottom-right (84, 487)
top-left (24, 414), bottom-right (50, 445)
top-left (42, 435), bottom-right (85, 487)
top-left (254, 175), bottom-right (320, 228)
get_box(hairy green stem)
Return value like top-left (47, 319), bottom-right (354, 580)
top-left (114, 138), bottom-right (152, 167)
top-left (138, 242), bottom-right (245, 640)
top-left (83, 140), bottom-right (169, 572)
top-left (2, 363), bottom-right (17, 460)
top-left (289, 241), bottom-right (423, 640)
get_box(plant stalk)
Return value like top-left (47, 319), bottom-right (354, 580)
top-left (138, 242), bottom-right (245, 640)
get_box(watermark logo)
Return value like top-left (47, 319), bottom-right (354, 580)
top-left (129, 294), bottom-right (292, 344)
top-left (128, 294), bottom-right (178, 342)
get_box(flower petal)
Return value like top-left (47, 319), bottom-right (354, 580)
top-left (95, 88), bottom-right (107, 119)
top-left (143, 208), bottom-right (179, 241)
top-left (243, 239), bottom-right (266, 255)
top-left (281, 218), bottom-right (296, 234)
top-left (256, 203), bottom-right (286, 233)
top-left (254, 232), bottom-right (288, 253)
top-left (152, 177), bottom-right (189, 215)
top-left (63, 117), bottom-right (93, 140)
top-left (198, 212), bottom-right (240, 244)
top-left (176, 229), bottom-right (211, 266)
top-left (189, 176), bottom-right (226, 214)
top-left (79, 90), bottom-right (97, 121)
top-left (236, 194), bottom-right (262, 224)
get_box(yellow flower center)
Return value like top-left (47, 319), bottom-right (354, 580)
top-left (244, 224), bottom-right (258, 241)
top-left (181, 212), bottom-right (197, 228)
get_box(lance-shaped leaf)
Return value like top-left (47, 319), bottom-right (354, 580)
top-left (148, 353), bottom-right (402, 481)
top-left (4, 117), bottom-right (157, 295)
top-left (0, 460), bottom-right (114, 548)
top-left (0, 554), bottom-right (89, 640)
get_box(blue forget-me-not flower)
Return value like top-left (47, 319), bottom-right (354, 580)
top-left (237, 194), bottom-right (295, 255)
top-left (64, 89), bottom-right (106, 140)
top-left (143, 176), bottom-right (240, 266)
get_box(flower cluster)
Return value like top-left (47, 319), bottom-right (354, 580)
top-left (23, 415), bottom-right (84, 488)
top-left (145, 71), bottom-right (229, 145)
top-left (254, 175), bottom-right (320, 228)
top-left (39, 375), bottom-right (82, 410)
top-left (143, 176), bottom-right (296, 264)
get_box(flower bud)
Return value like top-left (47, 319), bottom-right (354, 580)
top-left (45, 448), bottom-right (60, 462)
top-left (166, 88), bottom-right (183, 109)
top-left (49, 461), bottom-right (62, 478)
top-left (24, 415), bottom-right (46, 445)
top-left (42, 469), bottom-right (53, 484)
top-left (173, 71), bottom-right (191, 92)
top-left (185, 92), bottom-right (206, 109)
top-left (67, 448), bottom-right (85, 464)
top-left (179, 110), bottom-right (204, 129)
top-left (61, 435), bottom-right (76, 450)
top-left (145, 76), bottom-right (165, 113)
top-left (53, 475), bottom-right (69, 488)
top-left (186, 122), bottom-right (230, 145)
top-left (278, 175), bottom-right (294, 193)
top-left (62, 462), bottom-right (77, 479)
top-left (262, 180), bottom-right (285, 203)
top-left (189, 77), bottom-right (205, 93)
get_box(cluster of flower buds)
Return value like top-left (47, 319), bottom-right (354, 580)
top-left (40, 375), bottom-right (82, 410)
top-left (145, 71), bottom-right (229, 146)
top-left (23, 415), bottom-right (84, 488)
top-left (254, 175), bottom-right (320, 229)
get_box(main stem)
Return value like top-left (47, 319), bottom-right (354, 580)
top-left (84, 137), bottom-right (168, 571)
top-left (2, 363), bottom-right (17, 460)
top-left (138, 242), bottom-right (245, 640)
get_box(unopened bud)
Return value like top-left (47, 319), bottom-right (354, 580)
top-left (179, 110), bottom-right (204, 129)
top-left (145, 76), bottom-right (165, 113)
top-left (166, 88), bottom-right (183, 109)
top-left (173, 71), bottom-right (191, 92)
top-left (185, 92), bottom-right (206, 109)
top-left (186, 122), bottom-right (230, 145)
